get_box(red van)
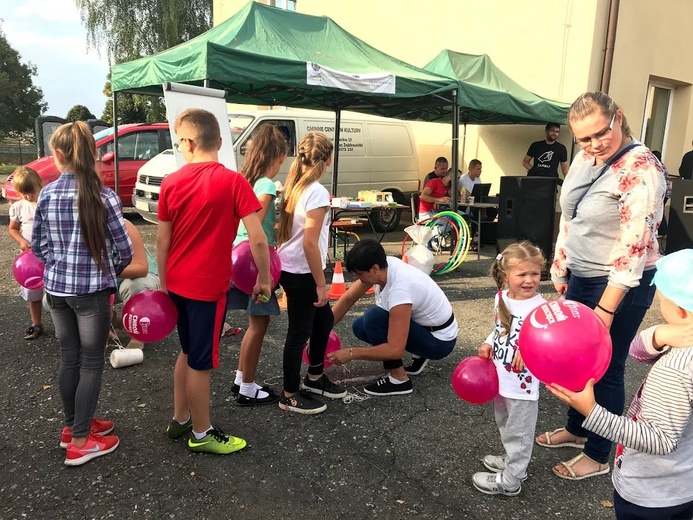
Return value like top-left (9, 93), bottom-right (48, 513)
top-left (2, 123), bottom-right (171, 206)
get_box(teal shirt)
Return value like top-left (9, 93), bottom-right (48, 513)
top-left (144, 247), bottom-right (158, 276)
top-left (234, 176), bottom-right (276, 246)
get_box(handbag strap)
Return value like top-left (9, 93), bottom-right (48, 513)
top-left (571, 142), bottom-right (639, 219)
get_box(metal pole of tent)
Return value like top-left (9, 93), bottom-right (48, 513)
top-left (451, 90), bottom-right (460, 210)
top-left (331, 109), bottom-right (341, 196)
top-left (113, 91), bottom-right (120, 198)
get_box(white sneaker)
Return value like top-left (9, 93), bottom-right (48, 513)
top-left (482, 455), bottom-right (528, 481)
top-left (472, 471), bottom-right (521, 497)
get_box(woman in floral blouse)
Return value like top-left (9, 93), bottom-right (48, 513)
top-left (535, 91), bottom-right (666, 480)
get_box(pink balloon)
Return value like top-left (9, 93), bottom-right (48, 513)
top-left (13, 250), bottom-right (45, 290)
top-left (519, 299), bottom-right (612, 391)
top-left (231, 241), bottom-right (281, 294)
top-left (451, 357), bottom-right (499, 404)
top-left (122, 290), bottom-right (178, 342)
top-left (302, 331), bottom-right (341, 368)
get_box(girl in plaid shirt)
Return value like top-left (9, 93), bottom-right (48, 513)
top-left (32, 121), bottom-right (133, 466)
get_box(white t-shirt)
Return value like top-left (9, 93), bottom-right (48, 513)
top-left (375, 257), bottom-right (458, 341)
top-left (484, 290), bottom-right (546, 401)
top-left (459, 173), bottom-right (480, 194)
top-left (278, 182), bottom-right (331, 274)
top-left (9, 199), bottom-right (37, 242)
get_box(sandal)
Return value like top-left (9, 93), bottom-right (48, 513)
top-left (536, 427), bottom-right (586, 449)
top-left (552, 453), bottom-right (609, 481)
top-left (24, 324), bottom-right (44, 340)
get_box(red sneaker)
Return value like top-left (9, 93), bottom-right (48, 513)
top-left (64, 433), bottom-right (119, 466)
top-left (60, 418), bottom-right (115, 448)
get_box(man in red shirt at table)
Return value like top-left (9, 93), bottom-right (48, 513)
top-left (418, 168), bottom-right (452, 221)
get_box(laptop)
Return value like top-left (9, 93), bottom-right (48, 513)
top-left (471, 183), bottom-right (492, 203)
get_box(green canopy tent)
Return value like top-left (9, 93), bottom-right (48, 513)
top-left (423, 49), bottom-right (571, 206)
top-left (110, 1), bottom-right (457, 208)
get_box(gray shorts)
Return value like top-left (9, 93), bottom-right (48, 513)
top-left (226, 286), bottom-right (280, 317)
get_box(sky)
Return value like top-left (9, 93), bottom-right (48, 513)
top-left (1, 0), bottom-right (110, 119)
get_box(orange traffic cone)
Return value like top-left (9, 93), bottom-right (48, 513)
top-left (278, 291), bottom-right (287, 309)
top-left (327, 261), bottom-right (347, 300)
top-left (365, 285), bottom-right (375, 295)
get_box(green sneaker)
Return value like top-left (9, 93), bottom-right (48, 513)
top-left (188, 428), bottom-right (247, 454)
top-left (166, 417), bottom-right (193, 439)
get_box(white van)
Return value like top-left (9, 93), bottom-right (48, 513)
top-left (132, 109), bottom-right (420, 231)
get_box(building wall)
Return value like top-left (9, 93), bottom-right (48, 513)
top-left (212, 1), bottom-right (693, 193)
top-left (610, 0), bottom-right (693, 173)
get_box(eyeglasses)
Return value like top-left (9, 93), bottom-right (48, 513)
top-left (173, 137), bottom-right (195, 152)
top-left (573, 114), bottom-right (616, 146)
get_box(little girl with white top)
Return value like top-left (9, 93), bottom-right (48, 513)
top-left (474, 241), bottom-right (546, 496)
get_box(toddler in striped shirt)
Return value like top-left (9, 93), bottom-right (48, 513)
top-left (548, 249), bottom-right (693, 519)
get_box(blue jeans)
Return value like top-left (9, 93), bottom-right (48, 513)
top-left (352, 306), bottom-right (456, 369)
top-left (45, 290), bottom-right (111, 438)
top-left (564, 270), bottom-right (656, 464)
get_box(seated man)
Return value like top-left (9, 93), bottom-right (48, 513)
top-left (114, 220), bottom-right (160, 349)
top-left (328, 240), bottom-right (458, 396)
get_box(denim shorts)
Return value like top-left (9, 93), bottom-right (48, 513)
top-left (226, 286), bottom-right (280, 317)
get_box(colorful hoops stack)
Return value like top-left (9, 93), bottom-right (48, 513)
top-left (401, 210), bottom-right (471, 275)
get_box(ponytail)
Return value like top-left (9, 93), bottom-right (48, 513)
top-left (50, 121), bottom-right (108, 270)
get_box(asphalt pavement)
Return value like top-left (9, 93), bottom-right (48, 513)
top-left (0, 205), bottom-right (661, 520)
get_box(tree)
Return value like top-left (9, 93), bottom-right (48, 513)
top-left (75, 0), bottom-right (213, 62)
top-left (101, 75), bottom-right (167, 125)
top-left (66, 104), bottom-right (96, 122)
top-left (0, 29), bottom-right (47, 137)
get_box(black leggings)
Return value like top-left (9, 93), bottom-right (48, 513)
top-left (280, 271), bottom-right (334, 393)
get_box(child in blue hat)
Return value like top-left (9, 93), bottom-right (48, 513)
top-left (548, 249), bottom-right (693, 519)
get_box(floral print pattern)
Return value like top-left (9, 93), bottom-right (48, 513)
top-left (552, 144), bottom-right (666, 288)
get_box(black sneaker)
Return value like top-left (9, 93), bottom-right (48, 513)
top-left (364, 377), bottom-right (413, 396)
top-left (278, 391), bottom-right (327, 415)
top-left (300, 374), bottom-right (347, 399)
top-left (231, 383), bottom-right (272, 396)
top-left (236, 387), bottom-right (280, 406)
top-left (404, 357), bottom-right (429, 375)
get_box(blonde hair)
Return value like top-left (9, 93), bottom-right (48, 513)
top-left (569, 91), bottom-right (631, 138)
top-left (50, 121), bottom-right (108, 270)
top-left (277, 132), bottom-right (333, 244)
top-left (12, 166), bottom-right (42, 195)
top-left (490, 241), bottom-right (545, 336)
top-left (242, 124), bottom-right (288, 188)
top-left (174, 108), bottom-right (220, 152)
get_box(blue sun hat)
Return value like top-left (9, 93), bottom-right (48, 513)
top-left (652, 249), bottom-right (693, 311)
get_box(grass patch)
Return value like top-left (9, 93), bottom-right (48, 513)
top-left (0, 164), bottom-right (19, 176)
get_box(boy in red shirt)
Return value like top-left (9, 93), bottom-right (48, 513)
top-left (418, 168), bottom-right (452, 220)
top-left (157, 108), bottom-right (272, 454)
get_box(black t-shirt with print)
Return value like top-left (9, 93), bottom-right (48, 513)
top-left (526, 140), bottom-right (568, 178)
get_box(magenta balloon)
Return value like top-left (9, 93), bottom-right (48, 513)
top-left (13, 250), bottom-right (45, 290)
top-left (302, 331), bottom-right (341, 368)
top-left (122, 290), bottom-right (178, 342)
top-left (231, 241), bottom-right (281, 294)
top-left (519, 299), bottom-right (612, 391)
top-left (451, 357), bottom-right (499, 404)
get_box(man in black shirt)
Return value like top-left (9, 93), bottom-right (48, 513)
top-left (422, 157), bottom-right (449, 187)
top-left (522, 123), bottom-right (568, 184)
top-left (678, 141), bottom-right (693, 180)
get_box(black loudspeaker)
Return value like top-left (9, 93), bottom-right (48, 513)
top-left (497, 177), bottom-right (557, 261)
top-left (666, 178), bottom-right (693, 253)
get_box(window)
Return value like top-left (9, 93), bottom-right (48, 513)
top-left (641, 83), bottom-right (673, 158)
top-left (271, 0), bottom-right (296, 11)
top-left (104, 131), bottom-right (160, 161)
